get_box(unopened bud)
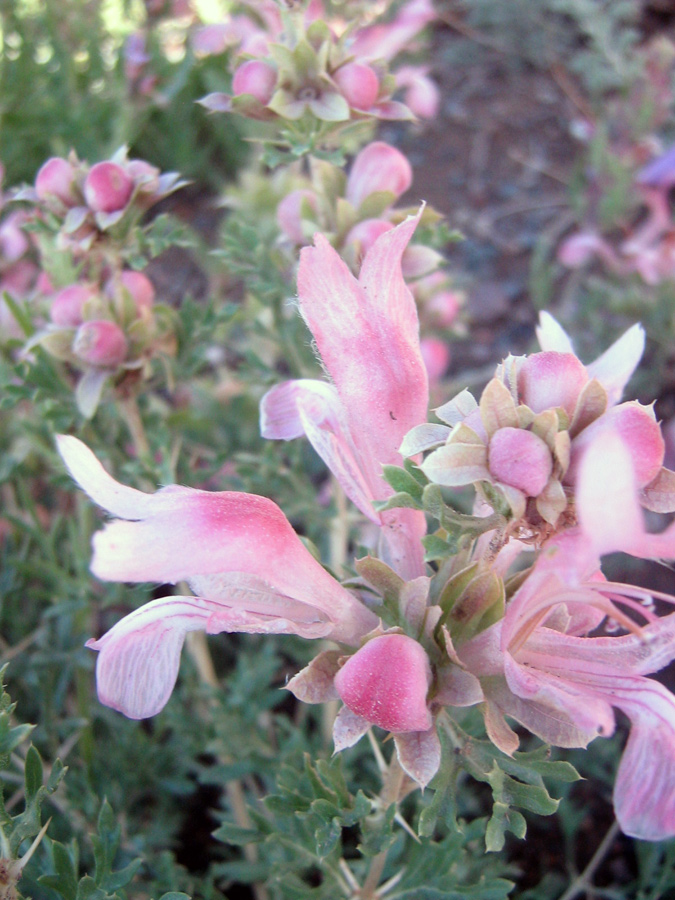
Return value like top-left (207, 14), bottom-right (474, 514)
top-left (517, 351), bottom-right (588, 417)
top-left (35, 157), bottom-right (77, 206)
top-left (232, 60), bottom-right (277, 104)
top-left (488, 427), bottom-right (552, 497)
top-left (345, 218), bottom-right (393, 256)
top-left (420, 336), bottom-right (451, 382)
top-left (346, 142), bottom-right (412, 208)
top-left (276, 190), bottom-right (318, 244)
top-left (118, 270), bottom-right (155, 313)
top-left (84, 162), bottom-right (133, 213)
top-left (333, 62), bottom-right (380, 110)
top-left (334, 633), bottom-right (432, 733)
top-left (73, 320), bottom-right (128, 367)
top-left (51, 284), bottom-right (96, 327)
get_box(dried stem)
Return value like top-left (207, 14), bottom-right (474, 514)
top-left (117, 394), bottom-right (150, 459)
top-left (557, 819), bottom-right (621, 900)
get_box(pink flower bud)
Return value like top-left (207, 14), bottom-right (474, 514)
top-left (73, 320), bottom-right (128, 367)
top-left (345, 218), bottom-right (394, 256)
top-left (276, 190), bottom-right (318, 244)
top-left (420, 336), bottom-right (451, 382)
top-left (517, 351), bottom-right (588, 418)
top-left (334, 633), bottom-right (433, 733)
top-left (118, 270), bottom-right (155, 313)
top-left (488, 427), bottom-right (553, 497)
top-left (346, 142), bottom-right (413, 208)
top-left (427, 289), bottom-right (461, 327)
top-left (51, 284), bottom-right (97, 327)
top-left (403, 75), bottom-right (439, 118)
top-left (0, 212), bottom-right (30, 262)
top-left (84, 162), bottom-right (134, 213)
top-left (557, 232), bottom-right (602, 268)
top-left (396, 66), bottom-right (439, 118)
top-left (333, 62), bottom-right (380, 110)
top-left (35, 157), bottom-right (77, 206)
top-left (232, 60), bottom-right (277, 104)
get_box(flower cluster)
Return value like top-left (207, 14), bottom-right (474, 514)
top-left (0, 163), bottom-right (42, 337)
top-left (27, 147), bottom-right (186, 256)
top-left (13, 149), bottom-right (186, 416)
top-left (403, 311), bottom-right (671, 533)
top-left (59, 214), bottom-right (675, 843)
top-left (199, 0), bottom-right (438, 143)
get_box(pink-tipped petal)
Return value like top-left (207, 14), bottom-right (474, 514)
top-left (60, 436), bottom-right (377, 644)
top-left (334, 633), bottom-right (432, 733)
top-left (297, 214), bottom-right (429, 578)
top-left (576, 431), bottom-right (650, 557)
top-left (571, 402), bottom-right (664, 488)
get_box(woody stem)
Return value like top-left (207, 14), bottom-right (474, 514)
top-left (358, 751), bottom-right (406, 898)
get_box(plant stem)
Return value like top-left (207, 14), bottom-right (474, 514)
top-left (118, 394), bottom-right (150, 459)
top-left (185, 630), bottom-right (270, 900)
top-left (358, 751), bottom-right (406, 899)
top-left (557, 819), bottom-right (621, 900)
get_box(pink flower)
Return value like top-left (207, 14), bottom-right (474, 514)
top-left (351, 0), bottom-right (436, 62)
top-left (420, 336), bottom-right (451, 383)
top-left (276, 189), bottom-right (319, 245)
top-left (114, 270), bottom-right (155, 314)
top-left (459, 431), bottom-right (675, 839)
top-left (260, 213), bottom-right (429, 579)
top-left (57, 436), bottom-right (378, 719)
top-left (410, 312), bottom-right (656, 526)
top-left (395, 66), bottom-right (439, 119)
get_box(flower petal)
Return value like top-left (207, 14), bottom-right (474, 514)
top-left (61, 437), bottom-right (377, 646)
top-left (260, 379), bottom-right (378, 521)
top-left (535, 312), bottom-right (575, 354)
top-left (57, 434), bottom-right (159, 519)
top-left (611, 679), bottom-right (675, 840)
top-left (586, 323), bottom-right (645, 406)
top-left (333, 706), bottom-right (370, 751)
top-left (297, 213), bottom-right (428, 501)
top-left (86, 595), bottom-right (213, 719)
